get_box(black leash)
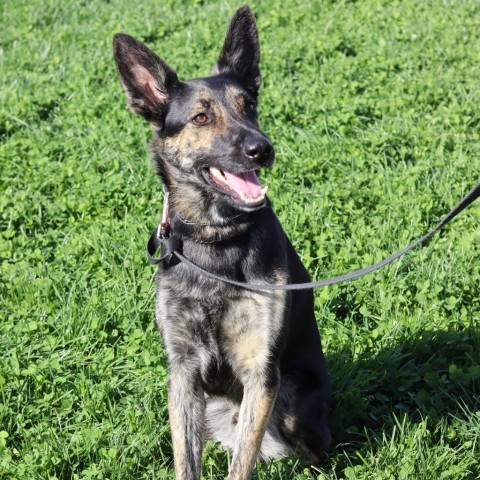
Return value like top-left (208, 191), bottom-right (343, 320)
top-left (147, 181), bottom-right (480, 291)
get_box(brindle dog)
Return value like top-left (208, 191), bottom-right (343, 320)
top-left (113, 5), bottom-right (331, 479)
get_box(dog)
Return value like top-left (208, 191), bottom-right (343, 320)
top-left (113, 5), bottom-right (331, 479)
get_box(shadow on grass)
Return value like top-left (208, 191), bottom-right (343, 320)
top-left (253, 327), bottom-right (480, 479)
top-left (328, 327), bottom-right (479, 442)
top-left (313, 327), bottom-right (479, 475)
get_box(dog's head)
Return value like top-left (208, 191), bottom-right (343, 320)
top-left (113, 6), bottom-right (274, 222)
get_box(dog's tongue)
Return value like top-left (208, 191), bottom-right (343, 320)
top-left (223, 170), bottom-right (263, 199)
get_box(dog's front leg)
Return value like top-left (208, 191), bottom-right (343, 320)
top-left (227, 371), bottom-right (279, 480)
top-left (168, 363), bottom-right (205, 480)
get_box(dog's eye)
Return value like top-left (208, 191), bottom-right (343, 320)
top-left (245, 102), bottom-right (256, 114)
top-left (192, 113), bottom-right (209, 125)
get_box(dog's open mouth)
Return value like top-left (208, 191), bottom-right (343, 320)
top-left (203, 167), bottom-right (268, 207)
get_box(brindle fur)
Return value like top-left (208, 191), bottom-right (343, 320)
top-left (113, 6), bottom-right (331, 479)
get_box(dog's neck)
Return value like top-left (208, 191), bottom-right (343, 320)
top-left (163, 184), bottom-right (261, 244)
top-left (170, 211), bottom-right (253, 244)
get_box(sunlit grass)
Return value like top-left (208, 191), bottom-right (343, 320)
top-left (1, 0), bottom-right (479, 478)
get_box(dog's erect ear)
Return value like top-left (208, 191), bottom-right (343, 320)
top-left (212, 5), bottom-right (261, 95)
top-left (113, 33), bottom-right (179, 121)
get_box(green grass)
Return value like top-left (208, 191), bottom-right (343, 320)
top-left (1, 0), bottom-right (479, 478)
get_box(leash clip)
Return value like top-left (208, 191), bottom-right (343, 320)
top-left (157, 223), bottom-right (169, 240)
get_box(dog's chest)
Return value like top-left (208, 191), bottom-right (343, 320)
top-left (156, 288), bottom-right (286, 392)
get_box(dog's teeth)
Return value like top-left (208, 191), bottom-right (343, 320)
top-left (210, 167), bottom-right (221, 178)
top-left (260, 186), bottom-right (268, 196)
top-left (210, 167), bottom-right (228, 184)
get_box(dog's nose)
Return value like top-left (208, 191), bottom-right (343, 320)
top-left (243, 137), bottom-right (274, 165)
